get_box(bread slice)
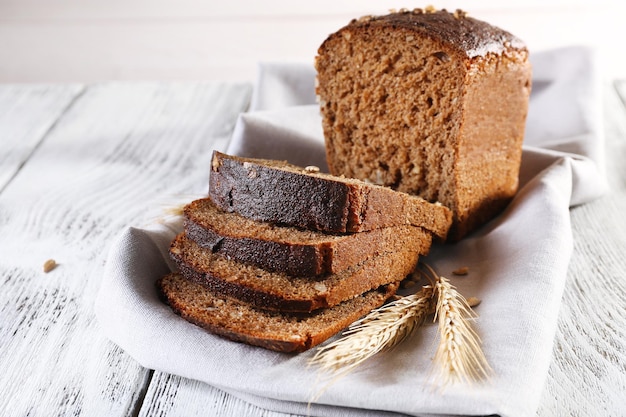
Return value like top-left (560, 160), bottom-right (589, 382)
top-left (158, 273), bottom-right (398, 353)
top-left (170, 232), bottom-right (420, 312)
top-left (184, 197), bottom-right (432, 277)
top-left (315, 9), bottom-right (531, 240)
top-left (208, 151), bottom-right (451, 240)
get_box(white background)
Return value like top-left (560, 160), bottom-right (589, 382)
top-left (1, 0), bottom-right (625, 83)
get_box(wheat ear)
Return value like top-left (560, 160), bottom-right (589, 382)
top-left (308, 285), bottom-right (435, 399)
top-left (432, 275), bottom-right (492, 386)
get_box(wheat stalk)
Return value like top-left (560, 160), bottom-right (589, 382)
top-left (432, 274), bottom-right (492, 387)
top-left (308, 263), bottom-right (491, 398)
top-left (310, 285), bottom-right (435, 371)
top-left (308, 285), bottom-right (435, 400)
top-left (144, 194), bottom-right (204, 226)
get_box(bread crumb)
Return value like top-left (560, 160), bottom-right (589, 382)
top-left (304, 165), bottom-right (320, 173)
top-left (43, 259), bottom-right (57, 273)
top-left (424, 5), bottom-right (437, 13)
top-left (466, 297), bottom-right (481, 307)
top-left (452, 266), bottom-right (469, 276)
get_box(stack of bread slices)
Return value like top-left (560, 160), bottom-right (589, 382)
top-left (158, 151), bottom-right (452, 353)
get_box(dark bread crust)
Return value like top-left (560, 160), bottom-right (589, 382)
top-left (208, 151), bottom-right (451, 239)
top-left (185, 218), bottom-right (325, 276)
top-left (334, 9), bottom-right (527, 59)
top-left (184, 197), bottom-right (432, 277)
top-left (157, 273), bottom-right (398, 353)
top-left (170, 232), bottom-right (420, 312)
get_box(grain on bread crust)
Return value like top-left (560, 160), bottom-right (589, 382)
top-left (184, 197), bottom-right (432, 277)
top-left (208, 151), bottom-right (451, 240)
top-left (157, 273), bottom-right (398, 353)
top-left (170, 232), bottom-right (420, 312)
top-left (315, 9), bottom-right (532, 240)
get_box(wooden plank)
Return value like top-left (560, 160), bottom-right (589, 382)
top-left (0, 81), bottom-right (251, 416)
top-left (138, 371), bottom-right (301, 417)
top-left (0, 84), bottom-right (84, 191)
top-left (535, 84), bottom-right (626, 416)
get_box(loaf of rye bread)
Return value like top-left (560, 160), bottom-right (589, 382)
top-left (184, 197), bottom-right (432, 277)
top-left (158, 273), bottom-right (398, 353)
top-left (315, 8), bottom-right (532, 240)
top-left (209, 151), bottom-right (452, 240)
top-left (170, 232), bottom-right (421, 312)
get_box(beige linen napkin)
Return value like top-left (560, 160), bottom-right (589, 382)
top-left (96, 46), bottom-right (607, 417)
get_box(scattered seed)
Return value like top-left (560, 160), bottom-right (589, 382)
top-left (466, 297), bottom-right (482, 308)
top-left (43, 259), bottom-right (57, 273)
top-left (453, 9), bottom-right (468, 19)
top-left (304, 165), bottom-right (320, 173)
top-left (452, 266), bottom-right (469, 276)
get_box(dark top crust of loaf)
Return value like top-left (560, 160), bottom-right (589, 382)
top-left (184, 197), bottom-right (432, 277)
top-left (208, 151), bottom-right (451, 239)
top-left (158, 273), bottom-right (398, 352)
top-left (339, 9), bottom-right (527, 58)
top-left (170, 232), bottom-right (420, 313)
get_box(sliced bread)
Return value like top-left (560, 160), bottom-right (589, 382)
top-left (184, 197), bottom-right (432, 277)
top-left (208, 151), bottom-right (452, 239)
top-left (158, 273), bottom-right (398, 353)
top-left (170, 232), bottom-right (420, 312)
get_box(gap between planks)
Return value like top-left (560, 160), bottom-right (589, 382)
top-left (0, 86), bottom-right (86, 195)
top-left (131, 369), bottom-right (155, 417)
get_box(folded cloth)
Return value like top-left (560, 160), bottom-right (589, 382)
top-left (95, 46), bottom-right (608, 417)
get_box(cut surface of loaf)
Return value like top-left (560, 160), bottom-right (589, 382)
top-left (209, 151), bottom-right (451, 239)
top-left (170, 232), bottom-right (420, 312)
top-left (184, 197), bottom-right (432, 277)
top-left (315, 9), bottom-right (532, 240)
top-left (158, 273), bottom-right (398, 353)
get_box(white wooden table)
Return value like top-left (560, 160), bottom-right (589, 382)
top-left (1, 80), bottom-right (625, 417)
